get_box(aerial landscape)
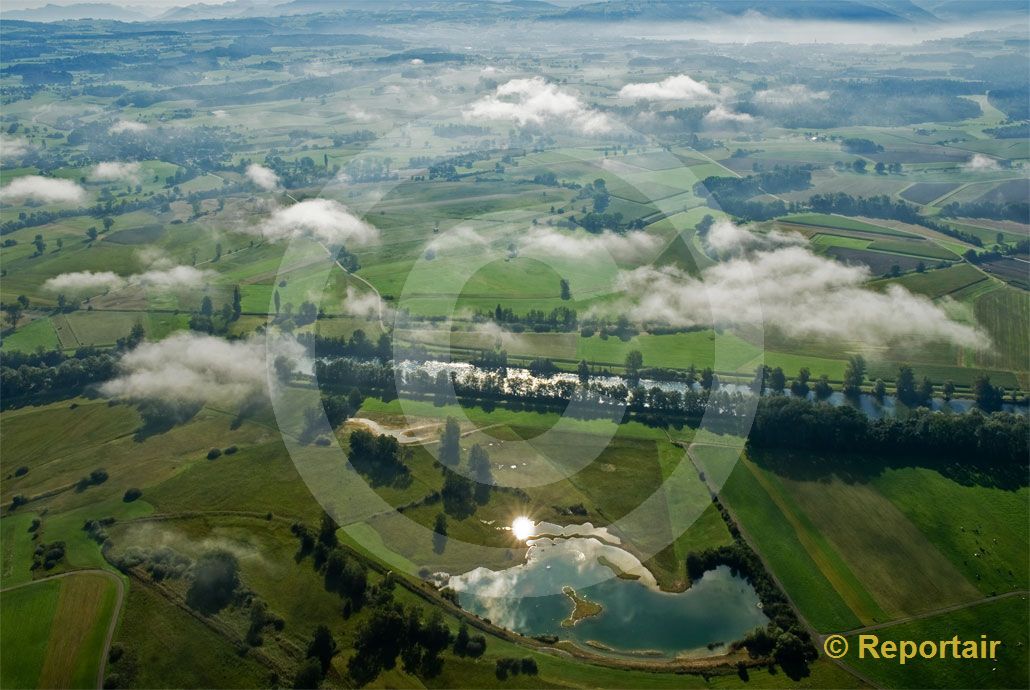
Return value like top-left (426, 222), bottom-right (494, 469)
top-left (0, 0), bottom-right (1027, 688)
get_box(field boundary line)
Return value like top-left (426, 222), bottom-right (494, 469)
top-left (836, 589), bottom-right (1029, 637)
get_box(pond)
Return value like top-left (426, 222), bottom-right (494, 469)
top-left (447, 532), bottom-right (768, 659)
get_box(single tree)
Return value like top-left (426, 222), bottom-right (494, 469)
top-left (624, 350), bottom-right (643, 382)
top-left (577, 359), bottom-right (590, 385)
top-left (873, 378), bottom-right (887, 403)
top-left (3, 304), bottom-right (23, 329)
top-left (896, 365), bottom-right (918, 406)
top-left (973, 375), bottom-right (1003, 412)
top-left (790, 368), bottom-right (811, 398)
top-left (917, 377), bottom-right (934, 407)
top-left (842, 355), bottom-right (866, 398)
top-left (769, 367), bottom-right (786, 395)
top-left (306, 625), bottom-right (338, 673)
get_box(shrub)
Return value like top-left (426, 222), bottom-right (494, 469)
top-left (223, 445), bottom-right (238, 455)
top-left (123, 488), bottom-right (142, 502)
top-left (14, 466), bottom-right (28, 477)
top-left (206, 448), bottom-right (222, 460)
top-left (186, 550), bottom-right (240, 614)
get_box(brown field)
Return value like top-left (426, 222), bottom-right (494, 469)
top-left (38, 572), bottom-right (117, 689)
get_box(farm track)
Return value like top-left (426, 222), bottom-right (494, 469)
top-left (836, 589), bottom-right (1029, 637)
top-left (0, 568), bottom-right (125, 690)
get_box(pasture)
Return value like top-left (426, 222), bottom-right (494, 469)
top-left (973, 286), bottom-right (1030, 375)
top-left (718, 450), bottom-right (1025, 636)
top-left (843, 596), bottom-right (1029, 690)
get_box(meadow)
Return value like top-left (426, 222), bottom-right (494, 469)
top-left (718, 450), bottom-right (1028, 640)
top-left (843, 596), bottom-right (1029, 690)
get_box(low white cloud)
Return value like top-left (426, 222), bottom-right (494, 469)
top-left (109, 120), bottom-right (148, 134)
top-left (409, 58), bottom-right (425, 65)
top-left (101, 332), bottom-right (304, 406)
top-left (135, 246), bottom-right (174, 270)
top-left (964, 154), bottom-right (999, 171)
top-left (91, 161), bottom-right (142, 183)
top-left (609, 226), bottom-right (986, 349)
top-left (470, 320), bottom-right (531, 351)
top-left (753, 84), bottom-right (829, 105)
top-left (0, 136), bottom-right (31, 163)
top-left (342, 285), bottom-right (391, 321)
top-left (703, 104), bottom-right (754, 125)
top-left (427, 225), bottom-right (489, 253)
top-left (704, 219), bottom-right (805, 257)
top-left (256, 199), bottom-right (379, 246)
top-left (0, 175), bottom-right (86, 204)
top-left (43, 270), bottom-right (125, 296)
top-left (464, 77), bottom-right (612, 134)
top-left (345, 106), bottom-right (373, 121)
top-left (211, 109), bottom-right (228, 119)
top-left (43, 265), bottom-right (213, 296)
top-left (132, 265), bottom-right (215, 290)
top-left (618, 74), bottom-right (716, 102)
top-left (245, 163), bottom-right (280, 191)
top-left (522, 226), bottom-right (661, 262)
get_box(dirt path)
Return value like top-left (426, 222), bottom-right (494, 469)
top-left (836, 589), bottom-right (1029, 637)
top-left (1, 568), bottom-right (125, 690)
top-left (347, 417), bottom-right (505, 445)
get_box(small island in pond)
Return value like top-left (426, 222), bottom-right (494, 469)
top-left (561, 586), bottom-right (603, 628)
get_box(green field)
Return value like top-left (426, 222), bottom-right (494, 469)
top-left (844, 596), bottom-right (1029, 690)
top-left (719, 451), bottom-right (1026, 636)
top-left (779, 214), bottom-right (919, 238)
top-left (0, 579), bottom-right (63, 690)
top-left (973, 286), bottom-right (1030, 376)
top-left (875, 263), bottom-right (988, 300)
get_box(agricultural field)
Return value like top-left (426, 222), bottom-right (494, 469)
top-left (0, 572), bottom-right (119, 690)
top-left (843, 596), bottom-right (1029, 690)
top-left (720, 452), bottom-right (1028, 633)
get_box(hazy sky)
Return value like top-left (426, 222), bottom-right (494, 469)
top-left (3, 0), bottom-right (249, 10)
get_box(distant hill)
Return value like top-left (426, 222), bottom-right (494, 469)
top-left (157, 1), bottom-right (275, 21)
top-left (552, 0), bottom-right (919, 22)
top-left (2, 2), bottom-right (151, 21)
